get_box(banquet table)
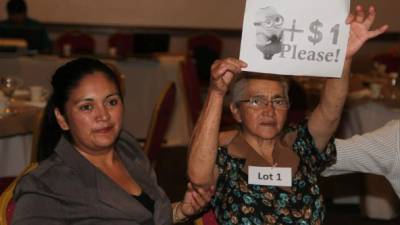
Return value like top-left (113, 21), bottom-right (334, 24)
top-left (0, 55), bottom-right (191, 177)
top-left (0, 103), bottom-right (41, 177)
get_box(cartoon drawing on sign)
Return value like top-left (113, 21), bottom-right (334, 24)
top-left (254, 6), bottom-right (284, 60)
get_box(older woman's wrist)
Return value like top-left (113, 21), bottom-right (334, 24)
top-left (172, 202), bottom-right (189, 223)
top-left (208, 88), bottom-right (227, 100)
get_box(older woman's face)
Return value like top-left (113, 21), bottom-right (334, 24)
top-left (55, 72), bottom-right (123, 153)
top-left (231, 79), bottom-right (288, 140)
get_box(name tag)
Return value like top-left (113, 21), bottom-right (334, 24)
top-left (248, 166), bottom-right (292, 187)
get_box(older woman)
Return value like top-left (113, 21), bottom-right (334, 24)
top-left (12, 58), bottom-right (212, 225)
top-left (187, 5), bottom-right (387, 225)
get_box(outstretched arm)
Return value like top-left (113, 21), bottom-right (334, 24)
top-left (187, 58), bottom-right (247, 188)
top-left (322, 120), bottom-right (399, 177)
top-left (308, 5), bottom-right (388, 151)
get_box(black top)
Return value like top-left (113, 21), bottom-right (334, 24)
top-left (133, 192), bottom-right (155, 214)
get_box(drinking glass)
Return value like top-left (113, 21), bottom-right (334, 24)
top-left (0, 76), bottom-right (23, 114)
top-left (389, 72), bottom-right (399, 99)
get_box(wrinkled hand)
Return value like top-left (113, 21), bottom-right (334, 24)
top-left (346, 5), bottom-right (388, 59)
top-left (210, 58), bottom-right (247, 95)
top-left (180, 183), bottom-right (214, 217)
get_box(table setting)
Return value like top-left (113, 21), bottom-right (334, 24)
top-left (0, 76), bottom-right (47, 135)
top-left (0, 76), bottom-right (48, 177)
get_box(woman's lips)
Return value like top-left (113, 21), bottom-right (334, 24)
top-left (260, 121), bottom-right (276, 126)
top-left (94, 126), bottom-right (113, 133)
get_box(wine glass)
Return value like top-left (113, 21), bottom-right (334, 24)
top-left (0, 76), bottom-right (23, 114)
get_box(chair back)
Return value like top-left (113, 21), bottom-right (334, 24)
top-left (143, 82), bottom-right (176, 163)
top-left (0, 178), bottom-right (14, 196)
top-left (188, 34), bottom-right (223, 55)
top-left (194, 210), bottom-right (219, 225)
top-left (187, 34), bottom-right (222, 81)
top-left (0, 163), bottom-right (38, 225)
top-left (108, 33), bottom-right (133, 58)
top-left (56, 30), bottom-right (95, 55)
top-left (179, 58), bottom-right (202, 129)
top-left (286, 79), bottom-right (308, 124)
top-left (132, 33), bottom-right (170, 55)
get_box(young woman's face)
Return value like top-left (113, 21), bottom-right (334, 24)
top-left (55, 72), bottom-right (123, 153)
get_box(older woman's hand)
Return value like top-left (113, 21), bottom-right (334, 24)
top-left (173, 183), bottom-right (214, 223)
top-left (210, 58), bottom-right (247, 96)
top-left (345, 5), bottom-right (388, 59)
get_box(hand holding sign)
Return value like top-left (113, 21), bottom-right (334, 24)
top-left (306, 5), bottom-right (387, 152)
top-left (345, 5), bottom-right (388, 59)
top-left (240, 0), bottom-right (388, 77)
top-left (209, 58), bottom-right (247, 96)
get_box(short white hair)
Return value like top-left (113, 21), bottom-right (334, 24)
top-left (228, 72), bottom-right (289, 104)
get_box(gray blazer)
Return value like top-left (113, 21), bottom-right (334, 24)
top-left (12, 131), bottom-right (172, 225)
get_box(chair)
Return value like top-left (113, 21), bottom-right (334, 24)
top-left (132, 33), bottom-right (170, 55)
top-left (0, 163), bottom-right (38, 225)
top-left (187, 34), bottom-right (222, 82)
top-left (56, 30), bottom-right (95, 55)
top-left (0, 178), bottom-right (14, 195)
top-left (194, 210), bottom-right (219, 225)
top-left (179, 57), bottom-right (235, 132)
top-left (179, 57), bottom-right (203, 130)
top-left (143, 82), bottom-right (176, 164)
top-left (108, 33), bottom-right (133, 58)
top-left (286, 79), bottom-right (308, 124)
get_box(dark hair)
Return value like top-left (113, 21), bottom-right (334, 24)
top-left (7, 0), bottom-right (27, 14)
top-left (37, 57), bottom-right (122, 161)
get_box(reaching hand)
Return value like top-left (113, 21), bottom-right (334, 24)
top-left (346, 5), bottom-right (388, 59)
top-left (210, 58), bottom-right (247, 96)
top-left (179, 183), bottom-right (214, 219)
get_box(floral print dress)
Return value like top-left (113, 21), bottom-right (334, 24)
top-left (211, 122), bottom-right (336, 225)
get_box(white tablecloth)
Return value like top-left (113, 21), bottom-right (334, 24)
top-left (0, 134), bottom-right (32, 177)
top-left (339, 100), bottom-right (400, 138)
top-left (0, 55), bottom-right (191, 177)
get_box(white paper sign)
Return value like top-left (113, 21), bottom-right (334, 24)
top-left (239, 0), bottom-right (350, 78)
top-left (248, 166), bottom-right (292, 187)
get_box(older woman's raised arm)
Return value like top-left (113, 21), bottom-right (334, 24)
top-left (187, 58), bottom-right (247, 188)
top-left (308, 5), bottom-right (388, 151)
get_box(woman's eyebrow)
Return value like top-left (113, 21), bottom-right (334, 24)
top-left (105, 93), bottom-right (120, 98)
top-left (74, 97), bottom-right (94, 105)
top-left (271, 94), bottom-right (285, 99)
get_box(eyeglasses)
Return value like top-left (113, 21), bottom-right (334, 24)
top-left (253, 15), bottom-right (284, 29)
top-left (238, 95), bottom-right (289, 110)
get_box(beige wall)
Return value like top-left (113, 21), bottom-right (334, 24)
top-left (0, 0), bottom-right (399, 31)
top-left (1, 0), bottom-right (396, 73)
